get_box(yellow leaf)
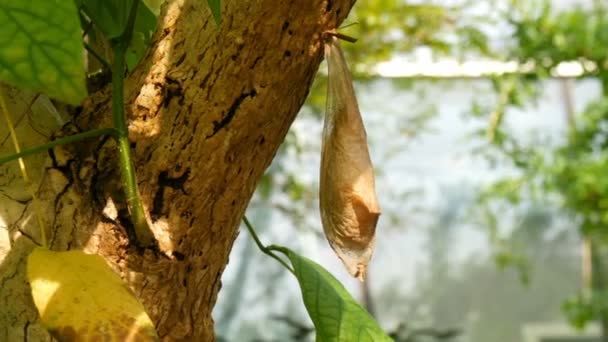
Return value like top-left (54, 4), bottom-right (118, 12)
top-left (27, 247), bottom-right (158, 341)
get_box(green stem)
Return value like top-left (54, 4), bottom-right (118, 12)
top-left (267, 245), bottom-right (290, 255)
top-left (0, 128), bottom-right (117, 166)
top-left (243, 216), bottom-right (295, 274)
top-left (122, 0), bottom-right (140, 45)
top-left (110, 2), bottom-right (154, 246)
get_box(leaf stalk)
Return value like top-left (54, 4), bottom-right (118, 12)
top-left (109, 0), bottom-right (155, 246)
top-left (243, 216), bottom-right (295, 274)
top-left (0, 128), bottom-right (117, 165)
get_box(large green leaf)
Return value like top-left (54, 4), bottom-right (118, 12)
top-left (281, 248), bottom-right (392, 342)
top-left (0, 0), bottom-right (86, 104)
top-left (27, 247), bottom-right (159, 341)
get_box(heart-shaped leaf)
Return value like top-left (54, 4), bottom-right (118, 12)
top-left (27, 247), bottom-right (159, 341)
top-left (0, 0), bottom-right (86, 104)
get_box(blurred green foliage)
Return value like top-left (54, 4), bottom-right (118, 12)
top-left (347, 0), bottom-right (492, 65)
top-left (476, 0), bottom-right (608, 332)
top-left (509, 0), bottom-right (608, 80)
top-left (306, 0), bottom-right (495, 114)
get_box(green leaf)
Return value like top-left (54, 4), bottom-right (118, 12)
top-left (0, 0), bottom-right (86, 104)
top-left (206, 0), bottom-right (221, 27)
top-left (81, 0), bottom-right (157, 70)
top-left (80, 0), bottom-right (130, 39)
top-left (280, 248), bottom-right (392, 342)
top-left (126, 31), bottom-right (148, 71)
top-left (142, 0), bottom-right (163, 16)
top-left (27, 247), bottom-right (159, 341)
top-left (126, 3), bottom-right (157, 70)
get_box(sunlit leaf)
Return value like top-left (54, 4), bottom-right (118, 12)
top-left (279, 248), bottom-right (392, 342)
top-left (0, 0), bottom-right (86, 104)
top-left (27, 247), bottom-right (159, 341)
top-left (206, 0), bottom-right (221, 27)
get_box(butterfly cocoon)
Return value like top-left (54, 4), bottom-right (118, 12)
top-left (320, 35), bottom-right (381, 281)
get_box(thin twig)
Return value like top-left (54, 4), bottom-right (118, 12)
top-left (0, 128), bottom-right (117, 165)
top-left (84, 42), bottom-right (111, 70)
top-left (242, 216), bottom-right (295, 274)
top-left (324, 30), bottom-right (358, 43)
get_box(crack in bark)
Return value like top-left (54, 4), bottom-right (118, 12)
top-left (9, 208), bottom-right (28, 236)
top-left (250, 55), bottom-right (263, 69)
top-left (151, 169), bottom-right (191, 221)
top-left (22, 320), bottom-right (29, 342)
top-left (161, 77), bottom-right (185, 108)
top-left (0, 259), bottom-right (21, 289)
top-left (174, 53), bottom-right (187, 67)
top-left (0, 191), bottom-right (31, 205)
top-left (48, 175), bottom-right (73, 248)
top-left (198, 72), bottom-right (212, 90)
top-left (206, 89), bottom-right (258, 139)
top-left (15, 230), bottom-right (38, 246)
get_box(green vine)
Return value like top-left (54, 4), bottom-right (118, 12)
top-left (0, 128), bottom-right (117, 166)
top-left (243, 216), bottom-right (295, 274)
top-left (107, 0), bottom-right (154, 246)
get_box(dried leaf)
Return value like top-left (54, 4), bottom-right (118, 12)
top-left (320, 35), bottom-right (381, 281)
top-left (27, 247), bottom-right (159, 341)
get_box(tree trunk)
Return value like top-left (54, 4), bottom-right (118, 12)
top-left (0, 0), bottom-right (356, 340)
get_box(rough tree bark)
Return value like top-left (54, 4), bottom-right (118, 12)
top-left (0, 0), bottom-right (355, 340)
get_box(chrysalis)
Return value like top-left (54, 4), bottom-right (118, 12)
top-left (320, 33), bottom-right (381, 281)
